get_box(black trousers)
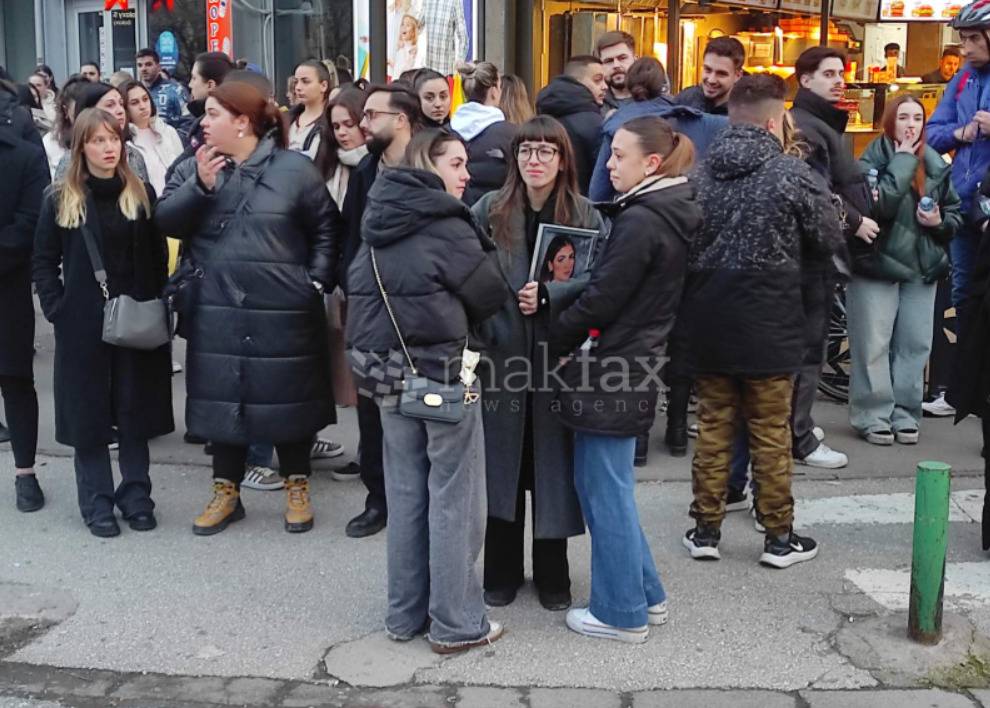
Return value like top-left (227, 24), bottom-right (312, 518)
top-left (356, 395), bottom-right (386, 513)
top-left (212, 437), bottom-right (313, 487)
top-left (483, 402), bottom-right (569, 594)
top-left (0, 375), bottom-right (38, 469)
top-left (74, 435), bottom-right (152, 525)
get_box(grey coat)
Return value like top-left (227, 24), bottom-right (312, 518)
top-left (471, 191), bottom-right (605, 539)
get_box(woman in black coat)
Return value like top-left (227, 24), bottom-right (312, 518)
top-left (33, 107), bottom-right (173, 537)
top-left (552, 116), bottom-right (701, 643)
top-left (0, 129), bottom-right (50, 513)
top-left (156, 81), bottom-right (336, 537)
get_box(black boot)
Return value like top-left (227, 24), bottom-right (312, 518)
top-left (634, 434), bottom-right (649, 467)
top-left (665, 381), bottom-right (690, 457)
top-left (15, 474), bottom-right (44, 513)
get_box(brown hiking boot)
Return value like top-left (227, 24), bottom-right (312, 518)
top-left (193, 480), bottom-right (245, 536)
top-left (285, 475), bottom-right (314, 533)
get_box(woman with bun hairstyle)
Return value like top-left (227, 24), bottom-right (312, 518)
top-left (450, 61), bottom-right (517, 205)
top-left (471, 115), bottom-right (605, 612)
top-left (156, 81), bottom-right (338, 536)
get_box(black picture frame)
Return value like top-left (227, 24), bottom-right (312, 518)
top-left (529, 224), bottom-right (600, 284)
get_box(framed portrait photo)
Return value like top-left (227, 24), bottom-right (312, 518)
top-left (529, 224), bottom-right (600, 284)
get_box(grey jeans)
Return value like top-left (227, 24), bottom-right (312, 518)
top-left (847, 275), bottom-right (936, 435)
top-left (378, 396), bottom-right (490, 646)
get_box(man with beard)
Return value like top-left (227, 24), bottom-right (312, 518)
top-left (339, 84), bottom-right (421, 539)
top-left (597, 32), bottom-right (638, 114)
top-left (675, 37), bottom-right (746, 116)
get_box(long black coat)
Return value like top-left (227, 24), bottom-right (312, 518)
top-left (32, 185), bottom-right (174, 447)
top-left (535, 77), bottom-right (604, 195)
top-left (155, 139), bottom-right (337, 445)
top-left (552, 177), bottom-right (702, 437)
top-left (0, 131), bottom-right (49, 378)
top-left (471, 191), bottom-right (605, 538)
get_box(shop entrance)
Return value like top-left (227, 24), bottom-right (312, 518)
top-left (67, 0), bottom-right (140, 79)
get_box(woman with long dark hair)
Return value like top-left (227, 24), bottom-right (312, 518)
top-left (43, 76), bottom-right (94, 178)
top-left (414, 69), bottom-right (451, 128)
top-left (347, 129), bottom-right (508, 653)
top-left (287, 59), bottom-right (333, 158)
top-left (851, 95), bottom-right (961, 445)
top-left (555, 115), bottom-right (699, 642)
top-left (539, 235), bottom-right (577, 283)
top-left (471, 115), bottom-right (605, 611)
top-left (120, 80), bottom-right (184, 196)
top-left (316, 87), bottom-right (369, 208)
top-left (54, 83), bottom-right (148, 183)
top-left (33, 108), bottom-right (173, 537)
top-left (156, 82), bottom-right (337, 536)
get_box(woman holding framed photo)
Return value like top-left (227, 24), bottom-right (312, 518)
top-left (472, 115), bottom-right (605, 612)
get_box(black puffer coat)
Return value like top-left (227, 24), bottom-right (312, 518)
top-left (674, 85), bottom-right (729, 116)
top-left (346, 169), bottom-right (509, 389)
top-left (552, 176), bottom-right (702, 437)
top-left (536, 77), bottom-right (604, 195)
top-left (0, 131), bottom-right (49, 379)
top-left (155, 139), bottom-right (337, 445)
top-left (684, 124), bottom-right (843, 378)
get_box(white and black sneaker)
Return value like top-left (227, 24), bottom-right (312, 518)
top-left (311, 438), bottom-right (345, 459)
top-left (725, 486), bottom-right (749, 513)
top-left (683, 525), bottom-right (721, 560)
top-left (751, 505), bottom-right (766, 533)
top-left (759, 529), bottom-right (818, 568)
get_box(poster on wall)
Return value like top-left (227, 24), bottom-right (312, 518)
top-left (354, 0), bottom-right (477, 81)
top-left (879, 0), bottom-right (961, 20)
top-left (833, 0), bottom-right (881, 21)
top-left (207, 0), bottom-right (233, 57)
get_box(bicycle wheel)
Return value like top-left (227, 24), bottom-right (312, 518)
top-left (818, 282), bottom-right (850, 403)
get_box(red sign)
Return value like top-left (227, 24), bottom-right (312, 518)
top-left (105, 0), bottom-right (128, 8)
top-left (206, 0), bottom-right (232, 57)
top-left (151, 0), bottom-right (175, 10)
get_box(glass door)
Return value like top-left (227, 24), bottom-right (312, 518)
top-left (68, 0), bottom-right (139, 78)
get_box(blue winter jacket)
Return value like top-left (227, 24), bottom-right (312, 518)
top-left (589, 96), bottom-right (729, 202)
top-left (147, 77), bottom-right (189, 131)
top-left (927, 64), bottom-right (990, 211)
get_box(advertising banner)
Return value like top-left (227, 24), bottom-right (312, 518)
top-left (880, 0), bottom-right (961, 20)
top-left (207, 0), bottom-right (233, 57)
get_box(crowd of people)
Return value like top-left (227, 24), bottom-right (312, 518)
top-left (1, 2), bottom-right (989, 654)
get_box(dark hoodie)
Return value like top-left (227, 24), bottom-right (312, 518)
top-left (684, 124), bottom-right (843, 378)
top-left (0, 85), bottom-right (42, 147)
top-left (552, 175), bottom-right (702, 437)
top-left (346, 168), bottom-right (509, 388)
top-left (536, 76), bottom-right (604, 195)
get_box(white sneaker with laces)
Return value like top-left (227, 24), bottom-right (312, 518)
top-left (813, 426), bottom-right (825, 442)
top-left (565, 608), bottom-right (648, 644)
top-left (311, 438), bottom-right (344, 459)
top-left (648, 601), bottom-right (669, 626)
top-left (796, 443), bottom-right (848, 470)
top-left (922, 393), bottom-right (956, 418)
top-left (241, 466), bottom-right (284, 491)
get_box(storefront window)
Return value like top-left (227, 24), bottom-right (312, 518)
top-left (274, 0), bottom-right (353, 103)
top-left (148, 0), bottom-right (207, 81)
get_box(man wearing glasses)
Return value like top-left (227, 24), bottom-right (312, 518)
top-left (337, 84), bottom-right (422, 539)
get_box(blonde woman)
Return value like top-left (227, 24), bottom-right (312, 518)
top-left (393, 15), bottom-right (426, 77)
top-left (33, 107), bottom-right (173, 538)
top-left (499, 75), bottom-right (534, 125)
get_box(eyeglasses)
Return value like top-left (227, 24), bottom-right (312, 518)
top-left (362, 109), bottom-right (400, 121)
top-left (517, 145), bottom-right (559, 163)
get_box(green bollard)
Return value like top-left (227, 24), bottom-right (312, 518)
top-left (908, 461), bottom-right (952, 645)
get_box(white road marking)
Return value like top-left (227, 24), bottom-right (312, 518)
top-left (846, 564), bottom-right (990, 611)
top-left (792, 490), bottom-right (983, 529)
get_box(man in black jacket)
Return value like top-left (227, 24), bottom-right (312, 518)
top-left (536, 56), bottom-right (607, 194)
top-left (597, 31), bottom-right (638, 114)
top-left (683, 74), bottom-right (842, 568)
top-left (788, 47), bottom-right (877, 470)
top-left (674, 37), bottom-right (746, 116)
top-left (339, 84), bottom-right (420, 538)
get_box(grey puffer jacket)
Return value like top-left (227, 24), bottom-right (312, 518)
top-left (684, 124), bottom-right (843, 378)
top-left (155, 138), bottom-right (337, 445)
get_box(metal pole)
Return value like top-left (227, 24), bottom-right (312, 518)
top-left (819, 0), bottom-right (831, 47)
top-left (370, 0), bottom-right (388, 82)
top-left (667, 0), bottom-right (680, 95)
top-left (908, 461), bottom-right (951, 645)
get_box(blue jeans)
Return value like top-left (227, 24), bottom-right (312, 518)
top-left (951, 221), bottom-right (981, 319)
top-left (378, 398), bottom-right (489, 645)
top-left (729, 428), bottom-right (750, 492)
top-left (573, 433), bottom-right (665, 628)
top-left (246, 444), bottom-right (274, 468)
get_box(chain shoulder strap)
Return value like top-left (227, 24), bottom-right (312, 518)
top-left (370, 247), bottom-right (418, 377)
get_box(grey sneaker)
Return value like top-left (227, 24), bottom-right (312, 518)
top-left (311, 438), bottom-right (345, 459)
top-left (241, 466), bottom-right (284, 491)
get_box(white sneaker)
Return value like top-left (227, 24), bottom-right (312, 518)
top-left (648, 601), bottom-right (669, 626)
top-left (687, 423), bottom-right (699, 439)
top-left (813, 426), bottom-right (825, 442)
top-left (922, 394), bottom-right (955, 418)
top-left (895, 429), bottom-right (919, 445)
top-left (796, 443), bottom-right (848, 470)
top-left (311, 438), bottom-right (344, 459)
top-left (241, 466), bottom-right (284, 491)
top-left (565, 607), bottom-right (648, 644)
top-left (171, 359), bottom-right (183, 374)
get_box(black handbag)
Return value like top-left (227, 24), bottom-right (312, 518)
top-left (80, 223), bottom-right (171, 351)
top-left (370, 247), bottom-right (467, 424)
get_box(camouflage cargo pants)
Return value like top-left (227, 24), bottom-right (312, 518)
top-left (689, 374), bottom-right (795, 535)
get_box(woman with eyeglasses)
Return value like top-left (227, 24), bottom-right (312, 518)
top-left (471, 115), bottom-right (605, 612)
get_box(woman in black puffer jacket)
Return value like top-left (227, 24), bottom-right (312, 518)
top-left (156, 81), bottom-right (337, 537)
top-left (347, 129), bottom-right (508, 654)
